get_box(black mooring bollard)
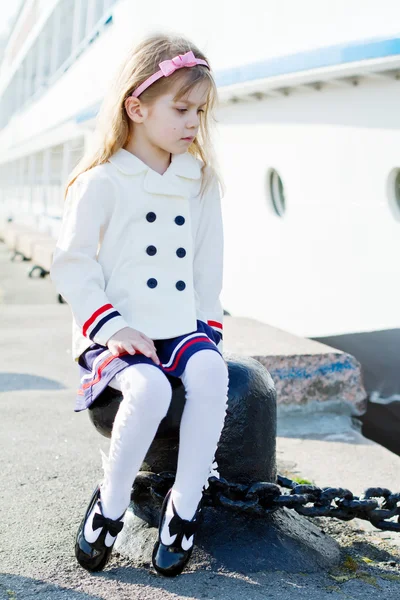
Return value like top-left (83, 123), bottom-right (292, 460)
top-left (88, 353), bottom-right (277, 483)
top-left (87, 352), bottom-right (340, 573)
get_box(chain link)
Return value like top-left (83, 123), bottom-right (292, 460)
top-left (132, 471), bottom-right (400, 532)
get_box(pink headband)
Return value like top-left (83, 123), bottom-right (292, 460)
top-left (131, 50), bottom-right (210, 98)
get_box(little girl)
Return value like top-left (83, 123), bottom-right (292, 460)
top-left (50, 32), bottom-right (229, 577)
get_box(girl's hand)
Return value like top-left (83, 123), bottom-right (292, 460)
top-left (106, 327), bottom-right (160, 365)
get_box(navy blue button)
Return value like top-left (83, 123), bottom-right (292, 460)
top-left (147, 278), bottom-right (158, 288)
top-left (146, 245), bottom-right (157, 256)
top-left (176, 280), bottom-right (186, 291)
top-left (175, 215), bottom-right (185, 225)
top-left (176, 247), bottom-right (186, 258)
top-left (146, 212), bottom-right (156, 222)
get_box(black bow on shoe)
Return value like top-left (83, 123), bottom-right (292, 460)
top-left (151, 491), bottom-right (204, 577)
top-left (168, 512), bottom-right (199, 539)
top-left (92, 512), bottom-right (124, 537)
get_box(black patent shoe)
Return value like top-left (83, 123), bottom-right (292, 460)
top-left (75, 483), bottom-right (125, 572)
top-left (152, 488), bottom-right (204, 577)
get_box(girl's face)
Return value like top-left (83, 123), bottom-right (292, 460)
top-left (141, 80), bottom-right (210, 154)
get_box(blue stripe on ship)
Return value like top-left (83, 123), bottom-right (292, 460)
top-left (75, 35), bottom-right (400, 125)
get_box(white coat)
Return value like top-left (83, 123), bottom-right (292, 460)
top-left (50, 148), bottom-right (224, 362)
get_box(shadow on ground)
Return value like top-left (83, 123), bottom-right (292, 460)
top-left (0, 373), bottom-right (66, 392)
top-left (0, 574), bottom-right (103, 599)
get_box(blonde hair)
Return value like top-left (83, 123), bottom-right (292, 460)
top-left (65, 32), bottom-right (222, 199)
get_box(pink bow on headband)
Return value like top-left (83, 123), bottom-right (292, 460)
top-left (159, 51), bottom-right (199, 76)
top-left (131, 50), bottom-right (210, 98)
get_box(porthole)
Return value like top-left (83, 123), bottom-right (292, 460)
top-left (387, 168), bottom-right (400, 222)
top-left (268, 169), bottom-right (286, 217)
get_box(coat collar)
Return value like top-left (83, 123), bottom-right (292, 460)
top-left (107, 148), bottom-right (202, 197)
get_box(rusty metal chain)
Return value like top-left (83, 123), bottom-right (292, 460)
top-left (132, 471), bottom-right (400, 532)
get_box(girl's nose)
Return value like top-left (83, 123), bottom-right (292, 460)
top-left (187, 112), bottom-right (200, 128)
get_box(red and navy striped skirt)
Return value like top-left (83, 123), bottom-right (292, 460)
top-left (75, 320), bottom-right (223, 412)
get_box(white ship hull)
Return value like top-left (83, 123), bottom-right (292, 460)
top-left (217, 77), bottom-right (400, 337)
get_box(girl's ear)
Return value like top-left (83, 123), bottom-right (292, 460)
top-left (125, 96), bottom-right (146, 123)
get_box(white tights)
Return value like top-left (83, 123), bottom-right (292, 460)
top-left (84, 350), bottom-right (229, 547)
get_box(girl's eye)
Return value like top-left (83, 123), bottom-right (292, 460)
top-left (176, 108), bottom-right (205, 113)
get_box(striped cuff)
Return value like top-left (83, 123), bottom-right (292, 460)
top-left (82, 304), bottom-right (128, 346)
top-left (207, 319), bottom-right (223, 342)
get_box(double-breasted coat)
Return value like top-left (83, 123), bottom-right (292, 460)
top-left (50, 148), bottom-right (224, 362)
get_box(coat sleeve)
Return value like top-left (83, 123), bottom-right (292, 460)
top-left (50, 171), bottom-right (129, 347)
top-left (193, 170), bottom-right (224, 352)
